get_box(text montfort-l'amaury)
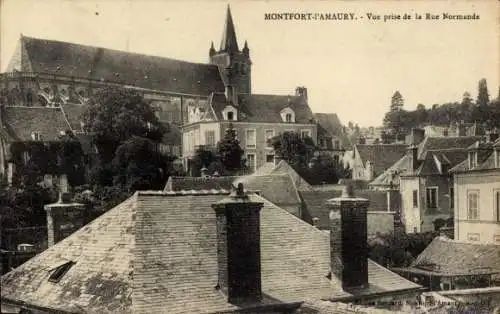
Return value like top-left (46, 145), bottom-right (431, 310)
top-left (263, 12), bottom-right (480, 22)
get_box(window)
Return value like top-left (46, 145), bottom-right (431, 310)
top-left (205, 130), bottom-right (215, 147)
top-left (26, 90), bottom-right (34, 105)
top-left (467, 233), bottom-right (480, 242)
top-left (265, 129), bottom-right (275, 148)
top-left (468, 152), bottom-right (477, 169)
top-left (31, 131), bottom-right (41, 141)
top-left (495, 190), bottom-right (500, 222)
top-left (227, 111), bottom-right (234, 121)
top-left (334, 140), bottom-right (340, 149)
top-left (426, 187), bottom-right (438, 209)
top-left (412, 190), bottom-right (418, 208)
top-left (467, 190), bottom-right (479, 220)
top-left (301, 129), bottom-right (311, 139)
top-left (496, 150), bottom-right (500, 168)
top-left (450, 187), bottom-right (454, 209)
top-left (48, 261), bottom-right (75, 283)
top-left (286, 113), bottom-right (292, 123)
top-left (246, 153), bottom-right (256, 172)
top-left (333, 155), bottom-right (339, 164)
top-left (245, 129), bottom-right (256, 149)
top-left (266, 154), bottom-right (275, 164)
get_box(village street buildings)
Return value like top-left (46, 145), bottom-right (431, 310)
top-left (449, 136), bottom-right (500, 244)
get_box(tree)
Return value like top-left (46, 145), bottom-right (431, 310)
top-left (390, 91), bottom-right (404, 111)
top-left (271, 131), bottom-right (315, 170)
top-left (217, 123), bottom-right (244, 173)
top-left (192, 146), bottom-right (218, 176)
top-left (83, 88), bottom-right (166, 164)
top-left (82, 87), bottom-right (173, 189)
top-left (476, 78), bottom-right (490, 107)
top-left (111, 137), bottom-right (175, 191)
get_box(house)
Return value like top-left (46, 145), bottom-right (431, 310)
top-left (392, 236), bottom-right (500, 292)
top-left (1, 185), bottom-right (422, 313)
top-left (449, 136), bottom-right (500, 244)
top-left (314, 113), bottom-right (346, 164)
top-left (370, 128), bottom-right (484, 233)
top-left (352, 144), bottom-right (408, 181)
top-left (0, 105), bottom-right (87, 189)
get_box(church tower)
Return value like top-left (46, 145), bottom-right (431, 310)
top-left (210, 5), bottom-right (252, 100)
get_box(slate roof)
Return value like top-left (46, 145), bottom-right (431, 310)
top-left (164, 176), bottom-right (237, 191)
top-left (411, 149), bottom-right (468, 176)
top-left (0, 191), bottom-right (420, 314)
top-left (314, 113), bottom-right (343, 137)
top-left (252, 160), bottom-right (313, 191)
top-left (235, 174), bottom-right (302, 211)
top-left (406, 237), bottom-right (500, 276)
top-left (417, 136), bottom-right (482, 158)
top-left (61, 103), bottom-right (86, 132)
top-left (354, 144), bottom-right (408, 178)
top-left (450, 138), bottom-right (500, 173)
top-left (2, 106), bottom-right (72, 141)
top-left (17, 36), bottom-right (225, 95)
top-left (210, 93), bottom-right (315, 124)
top-left (301, 189), bottom-right (388, 229)
top-left (369, 155), bottom-right (409, 188)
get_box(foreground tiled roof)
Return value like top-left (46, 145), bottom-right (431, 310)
top-left (210, 93), bottom-right (315, 124)
top-left (300, 189), bottom-right (388, 229)
top-left (3, 106), bottom-right (72, 141)
top-left (1, 191), bottom-right (420, 314)
top-left (407, 237), bottom-right (500, 276)
top-left (16, 36), bottom-right (225, 95)
top-left (354, 144), bottom-right (408, 178)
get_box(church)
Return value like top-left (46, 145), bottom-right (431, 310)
top-left (0, 6), bottom-right (322, 178)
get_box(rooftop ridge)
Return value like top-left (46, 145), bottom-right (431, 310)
top-left (138, 189), bottom-right (232, 196)
top-left (21, 35), bottom-right (218, 68)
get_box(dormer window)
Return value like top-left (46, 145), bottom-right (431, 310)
top-left (280, 107), bottom-right (295, 123)
top-left (31, 131), bottom-right (42, 141)
top-left (222, 105), bottom-right (237, 121)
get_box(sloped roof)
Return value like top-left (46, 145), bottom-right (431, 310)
top-left (1, 191), bottom-right (420, 313)
top-left (235, 174), bottom-right (302, 209)
top-left (314, 113), bottom-right (343, 137)
top-left (369, 155), bottom-right (409, 187)
top-left (210, 93), bottom-right (315, 124)
top-left (417, 136), bottom-right (483, 158)
top-left (61, 103), bottom-right (86, 131)
top-left (2, 106), bottom-right (72, 141)
top-left (17, 36), bottom-right (225, 95)
top-left (301, 189), bottom-right (388, 229)
top-left (219, 6), bottom-right (239, 52)
top-left (164, 176), bottom-right (237, 191)
top-left (252, 160), bottom-right (313, 191)
top-left (408, 237), bottom-right (500, 276)
top-left (354, 144), bottom-right (408, 177)
top-left (413, 149), bottom-right (468, 176)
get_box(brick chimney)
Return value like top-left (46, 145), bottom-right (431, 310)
top-left (44, 192), bottom-right (85, 247)
top-left (326, 185), bottom-right (370, 290)
top-left (212, 183), bottom-right (264, 303)
top-left (407, 145), bottom-right (419, 173)
top-left (295, 86), bottom-right (308, 101)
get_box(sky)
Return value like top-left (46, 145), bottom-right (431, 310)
top-left (1, 0), bottom-right (498, 127)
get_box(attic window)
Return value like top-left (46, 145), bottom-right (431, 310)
top-left (227, 111), bottom-right (234, 121)
top-left (48, 261), bottom-right (75, 283)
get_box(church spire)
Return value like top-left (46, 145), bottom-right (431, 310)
top-left (220, 4), bottom-right (239, 52)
